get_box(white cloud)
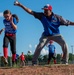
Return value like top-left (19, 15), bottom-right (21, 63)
top-left (29, 44), bottom-right (32, 48)
top-left (34, 44), bottom-right (48, 55)
top-left (0, 12), bottom-right (3, 17)
top-left (41, 48), bottom-right (48, 55)
top-left (35, 44), bottom-right (37, 48)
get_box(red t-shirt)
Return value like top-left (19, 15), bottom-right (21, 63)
top-left (20, 54), bottom-right (25, 61)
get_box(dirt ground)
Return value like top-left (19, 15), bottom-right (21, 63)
top-left (0, 64), bottom-right (74, 75)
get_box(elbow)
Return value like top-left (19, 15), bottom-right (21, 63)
top-left (14, 26), bottom-right (17, 30)
top-left (15, 27), bottom-right (17, 30)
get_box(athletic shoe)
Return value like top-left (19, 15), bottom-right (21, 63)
top-left (32, 63), bottom-right (38, 66)
top-left (65, 63), bottom-right (68, 65)
top-left (61, 59), bottom-right (68, 65)
top-left (12, 61), bottom-right (17, 67)
top-left (32, 61), bottom-right (38, 66)
top-left (2, 56), bottom-right (8, 64)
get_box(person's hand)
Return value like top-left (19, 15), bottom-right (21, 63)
top-left (0, 29), bottom-right (4, 34)
top-left (0, 31), bottom-right (1, 34)
top-left (14, 1), bottom-right (22, 6)
top-left (10, 16), bottom-right (13, 23)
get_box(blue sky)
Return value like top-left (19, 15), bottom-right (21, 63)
top-left (0, 0), bottom-right (74, 56)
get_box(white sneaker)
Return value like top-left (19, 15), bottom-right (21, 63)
top-left (65, 63), bottom-right (68, 65)
top-left (2, 56), bottom-right (8, 64)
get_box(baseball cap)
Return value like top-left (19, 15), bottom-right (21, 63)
top-left (42, 4), bottom-right (52, 11)
top-left (49, 40), bottom-right (53, 43)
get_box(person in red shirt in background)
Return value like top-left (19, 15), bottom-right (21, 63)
top-left (20, 52), bottom-right (25, 66)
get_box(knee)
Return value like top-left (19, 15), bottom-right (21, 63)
top-left (37, 43), bottom-right (45, 50)
top-left (3, 45), bottom-right (8, 48)
top-left (60, 42), bottom-right (68, 49)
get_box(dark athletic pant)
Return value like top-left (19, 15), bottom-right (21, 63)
top-left (3, 34), bottom-right (16, 54)
top-left (32, 34), bottom-right (68, 64)
top-left (48, 53), bottom-right (56, 61)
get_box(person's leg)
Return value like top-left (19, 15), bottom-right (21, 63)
top-left (3, 36), bottom-right (9, 64)
top-left (10, 36), bottom-right (16, 63)
top-left (48, 53), bottom-right (52, 64)
top-left (3, 48), bottom-right (8, 59)
top-left (32, 35), bottom-right (49, 65)
top-left (3, 36), bottom-right (9, 58)
top-left (21, 60), bottom-right (23, 67)
top-left (52, 53), bottom-right (57, 64)
top-left (51, 34), bottom-right (68, 64)
top-left (53, 59), bottom-right (57, 64)
top-left (22, 61), bottom-right (25, 66)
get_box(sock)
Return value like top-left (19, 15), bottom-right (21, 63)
top-left (12, 54), bottom-right (16, 62)
top-left (3, 47), bottom-right (8, 58)
top-left (54, 59), bottom-right (56, 64)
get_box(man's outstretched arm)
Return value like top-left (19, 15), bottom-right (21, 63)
top-left (14, 2), bottom-right (34, 15)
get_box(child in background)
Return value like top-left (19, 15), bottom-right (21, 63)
top-left (47, 40), bottom-right (57, 64)
top-left (20, 52), bottom-right (25, 66)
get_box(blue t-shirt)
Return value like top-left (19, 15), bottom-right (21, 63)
top-left (48, 44), bottom-right (55, 53)
top-left (33, 12), bottom-right (70, 36)
top-left (3, 17), bottom-right (17, 34)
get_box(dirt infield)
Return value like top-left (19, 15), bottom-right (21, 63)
top-left (0, 64), bottom-right (74, 75)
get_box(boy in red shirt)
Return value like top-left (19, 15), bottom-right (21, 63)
top-left (20, 52), bottom-right (25, 66)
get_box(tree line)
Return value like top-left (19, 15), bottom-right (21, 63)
top-left (0, 53), bottom-right (74, 67)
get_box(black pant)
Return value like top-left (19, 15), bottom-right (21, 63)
top-left (3, 35), bottom-right (16, 54)
top-left (48, 53), bottom-right (56, 61)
